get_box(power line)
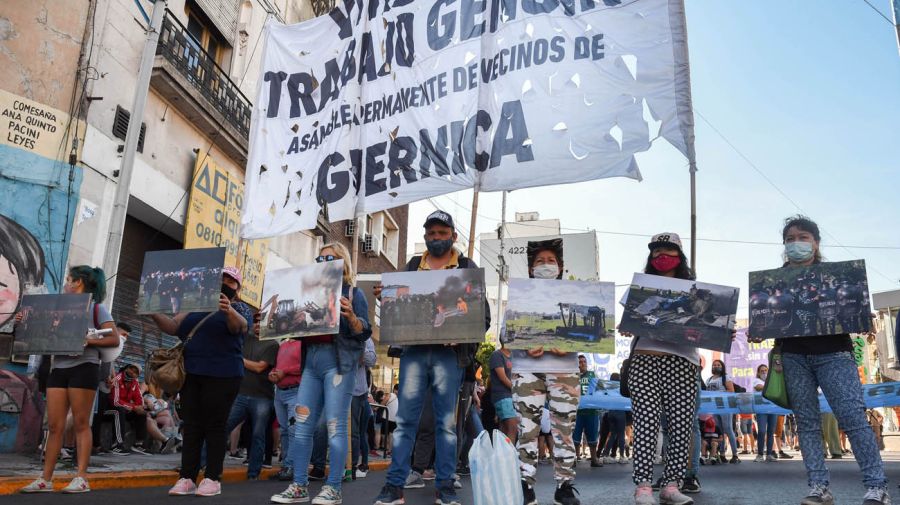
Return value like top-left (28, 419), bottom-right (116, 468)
top-left (859, 0), bottom-right (896, 25)
top-left (693, 109), bottom-right (898, 285)
top-left (429, 194), bottom-right (900, 251)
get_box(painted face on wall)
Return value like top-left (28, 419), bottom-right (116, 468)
top-left (0, 256), bottom-right (21, 327)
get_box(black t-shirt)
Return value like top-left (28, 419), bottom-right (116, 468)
top-left (239, 337), bottom-right (279, 399)
top-left (778, 333), bottom-right (853, 355)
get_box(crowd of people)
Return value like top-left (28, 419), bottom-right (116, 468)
top-left (13, 213), bottom-right (893, 505)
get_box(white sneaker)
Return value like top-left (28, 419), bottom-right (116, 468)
top-left (863, 487), bottom-right (890, 505)
top-left (311, 484), bottom-right (342, 505)
top-left (618, 457), bottom-right (631, 465)
top-left (20, 478), bottom-right (53, 493)
top-left (800, 483), bottom-right (834, 505)
top-left (61, 477), bottom-right (90, 494)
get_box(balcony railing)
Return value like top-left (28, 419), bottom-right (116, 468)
top-left (156, 11), bottom-right (251, 137)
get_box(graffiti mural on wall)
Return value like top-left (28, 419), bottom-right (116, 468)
top-left (0, 91), bottom-right (83, 334)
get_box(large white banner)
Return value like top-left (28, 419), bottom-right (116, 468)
top-left (241, 0), bottom-right (696, 239)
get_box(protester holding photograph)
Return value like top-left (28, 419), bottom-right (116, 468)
top-left (373, 211), bottom-right (489, 505)
top-left (146, 266), bottom-right (252, 497)
top-left (20, 266), bottom-right (120, 494)
top-left (271, 243), bottom-right (371, 505)
top-left (512, 238), bottom-right (582, 505)
top-left (622, 233), bottom-right (699, 505)
top-left (748, 216), bottom-right (888, 505)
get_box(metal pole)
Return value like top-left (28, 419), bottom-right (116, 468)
top-left (467, 189), bottom-right (479, 259)
top-left (102, 0), bottom-right (166, 300)
top-left (495, 191), bottom-right (508, 339)
top-left (689, 160), bottom-right (697, 272)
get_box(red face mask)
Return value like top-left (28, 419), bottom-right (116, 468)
top-left (650, 254), bottom-right (681, 273)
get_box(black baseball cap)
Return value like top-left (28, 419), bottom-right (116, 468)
top-left (424, 210), bottom-right (455, 230)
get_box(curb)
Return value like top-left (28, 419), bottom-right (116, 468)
top-left (0, 461), bottom-right (390, 495)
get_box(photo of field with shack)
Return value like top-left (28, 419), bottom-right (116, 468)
top-left (503, 278), bottom-right (615, 354)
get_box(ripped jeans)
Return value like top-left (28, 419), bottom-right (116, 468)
top-left (385, 346), bottom-right (462, 490)
top-left (289, 343), bottom-right (357, 488)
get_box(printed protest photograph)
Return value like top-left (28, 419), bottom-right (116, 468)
top-left (380, 268), bottom-right (486, 345)
top-left (137, 247), bottom-right (226, 314)
top-left (748, 260), bottom-right (871, 339)
top-left (503, 278), bottom-right (615, 354)
top-left (258, 260), bottom-right (343, 340)
top-left (13, 293), bottom-right (92, 355)
top-left (619, 273), bottom-right (739, 352)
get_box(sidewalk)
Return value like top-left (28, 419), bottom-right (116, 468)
top-left (0, 451), bottom-right (390, 495)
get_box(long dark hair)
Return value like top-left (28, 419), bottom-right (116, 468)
top-left (782, 215), bottom-right (823, 263)
top-left (711, 358), bottom-right (728, 383)
top-left (0, 214), bottom-right (46, 294)
top-left (643, 249), bottom-right (695, 280)
top-left (69, 265), bottom-right (107, 303)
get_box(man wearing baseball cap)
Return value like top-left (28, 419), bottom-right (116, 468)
top-left (374, 210), bottom-right (491, 505)
top-left (147, 265), bottom-right (253, 497)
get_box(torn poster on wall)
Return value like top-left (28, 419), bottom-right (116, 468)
top-left (240, 0), bottom-right (697, 239)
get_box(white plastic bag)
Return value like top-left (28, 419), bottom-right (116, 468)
top-left (469, 429), bottom-right (523, 505)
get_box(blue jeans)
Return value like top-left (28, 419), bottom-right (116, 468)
top-left (574, 411), bottom-right (600, 445)
top-left (274, 386), bottom-right (298, 468)
top-left (225, 394), bottom-right (272, 478)
top-left (385, 346), bottom-right (462, 489)
top-left (716, 414), bottom-right (737, 457)
top-left (784, 351), bottom-right (887, 489)
top-left (685, 376), bottom-right (702, 479)
top-left (351, 393), bottom-right (372, 468)
top-left (290, 344), bottom-right (358, 489)
top-left (756, 414), bottom-right (777, 456)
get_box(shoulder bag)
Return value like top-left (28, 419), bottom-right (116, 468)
top-left (762, 341), bottom-right (790, 409)
top-left (619, 336), bottom-right (640, 398)
top-left (146, 312), bottom-right (215, 395)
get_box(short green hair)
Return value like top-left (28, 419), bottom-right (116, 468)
top-left (69, 265), bottom-right (107, 303)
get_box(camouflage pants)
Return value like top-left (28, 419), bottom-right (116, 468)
top-left (513, 372), bottom-right (579, 485)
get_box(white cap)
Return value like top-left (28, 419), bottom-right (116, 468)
top-left (648, 232), bottom-right (683, 251)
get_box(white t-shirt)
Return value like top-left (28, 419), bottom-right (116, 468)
top-left (752, 377), bottom-right (766, 391)
top-left (540, 407), bottom-right (551, 433)
top-left (386, 394), bottom-right (398, 422)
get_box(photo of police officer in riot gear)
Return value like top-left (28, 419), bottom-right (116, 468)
top-left (137, 247), bottom-right (226, 315)
top-left (748, 260), bottom-right (871, 339)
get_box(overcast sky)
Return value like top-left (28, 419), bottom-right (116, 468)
top-left (407, 0), bottom-right (900, 319)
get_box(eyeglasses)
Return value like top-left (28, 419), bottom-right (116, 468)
top-left (315, 254), bottom-right (336, 263)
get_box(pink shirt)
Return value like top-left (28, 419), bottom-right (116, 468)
top-left (274, 339), bottom-right (302, 388)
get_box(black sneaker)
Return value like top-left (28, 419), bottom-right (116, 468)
top-left (271, 466), bottom-right (293, 481)
top-left (456, 464), bottom-right (470, 476)
top-left (554, 480), bottom-right (580, 505)
top-left (730, 455), bottom-right (741, 464)
top-left (435, 485), bottom-right (461, 505)
top-left (652, 477), bottom-right (666, 491)
top-left (522, 481), bottom-right (537, 505)
top-left (779, 451), bottom-right (794, 460)
top-left (110, 446), bottom-right (131, 456)
top-left (681, 476), bottom-right (701, 494)
top-left (373, 484), bottom-right (404, 505)
top-left (308, 467), bottom-right (326, 481)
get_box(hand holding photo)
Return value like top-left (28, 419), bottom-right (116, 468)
top-left (258, 260), bottom-right (344, 340)
top-left (619, 273), bottom-right (739, 353)
top-left (13, 293), bottom-right (92, 355)
top-left (503, 278), bottom-right (615, 354)
top-left (137, 248), bottom-right (226, 314)
top-left (748, 260), bottom-right (871, 339)
top-left (380, 269), bottom-right (486, 345)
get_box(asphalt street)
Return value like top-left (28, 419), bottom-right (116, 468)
top-left (7, 453), bottom-right (900, 505)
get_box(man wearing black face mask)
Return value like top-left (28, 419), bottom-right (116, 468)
top-left (374, 210), bottom-right (491, 505)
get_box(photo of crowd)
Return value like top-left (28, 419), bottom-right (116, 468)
top-left (137, 248), bottom-right (226, 315)
top-left (12, 293), bottom-right (92, 355)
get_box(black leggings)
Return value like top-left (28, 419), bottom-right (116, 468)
top-left (179, 374), bottom-right (241, 481)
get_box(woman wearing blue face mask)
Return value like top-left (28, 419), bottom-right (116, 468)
top-left (749, 216), bottom-right (888, 505)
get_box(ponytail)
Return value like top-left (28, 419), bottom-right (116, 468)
top-left (69, 265), bottom-right (107, 303)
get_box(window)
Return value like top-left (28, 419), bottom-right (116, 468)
top-left (184, 6), bottom-right (228, 67)
top-left (113, 106), bottom-right (146, 153)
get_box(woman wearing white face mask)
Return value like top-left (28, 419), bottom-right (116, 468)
top-left (749, 216), bottom-right (888, 505)
top-left (512, 239), bottom-right (582, 505)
